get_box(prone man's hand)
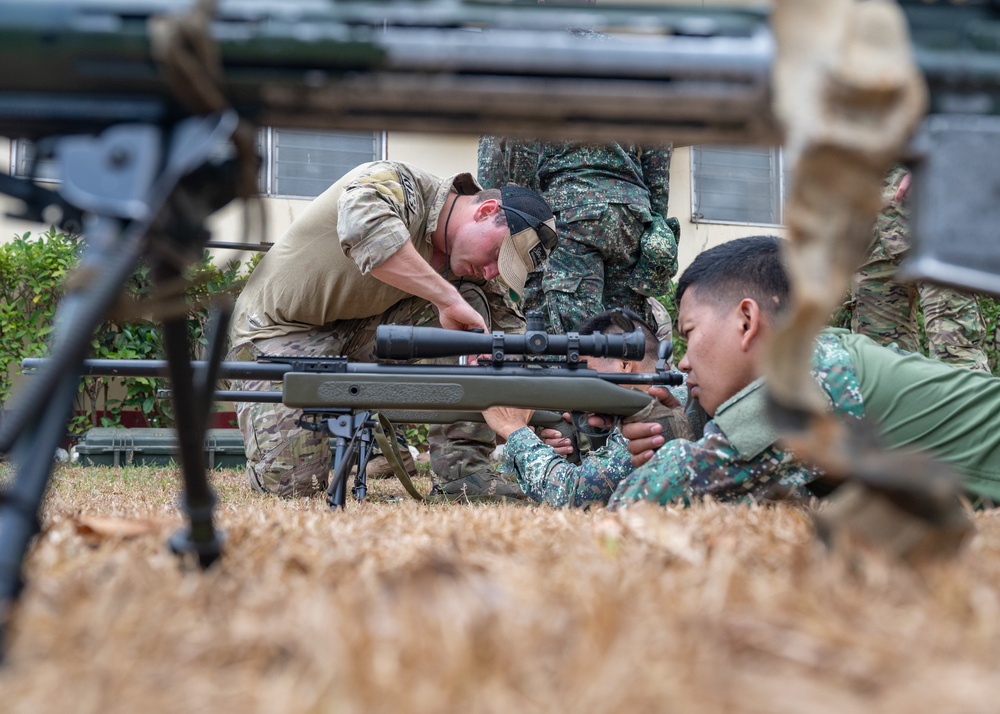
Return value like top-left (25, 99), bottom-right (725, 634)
top-left (483, 406), bottom-right (536, 440)
top-left (647, 385), bottom-right (681, 409)
top-left (619, 386), bottom-right (678, 467)
top-left (621, 421), bottom-right (665, 467)
top-left (538, 425), bottom-right (576, 457)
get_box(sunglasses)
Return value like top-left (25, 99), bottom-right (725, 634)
top-left (498, 203), bottom-right (558, 251)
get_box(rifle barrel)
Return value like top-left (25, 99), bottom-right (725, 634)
top-left (0, 0), bottom-right (778, 145)
top-left (22, 357), bottom-right (683, 386)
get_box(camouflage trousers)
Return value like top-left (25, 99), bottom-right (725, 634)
top-left (228, 284), bottom-right (523, 498)
top-left (523, 203), bottom-right (652, 333)
top-left (852, 246), bottom-right (989, 372)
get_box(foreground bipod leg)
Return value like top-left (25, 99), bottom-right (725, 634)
top-left (0, 369), bottom-right (82, 661)
top-left (160, 299), bottom-right (229, 568)
top-left (0, 214), bottom-right (147, 660)
top-left (321, 411), bottom-right (374, 509)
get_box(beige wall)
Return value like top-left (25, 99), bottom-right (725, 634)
top-left (205, 131), bottom-right (483, 267)
top-left (671, 146), bottom-right (788, 273)
top-left (3, 135), bottom-right (787, 276)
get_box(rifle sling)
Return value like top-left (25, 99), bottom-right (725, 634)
top-left (373, 413), bottom-right (425, 502)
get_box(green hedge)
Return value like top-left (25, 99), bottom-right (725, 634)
top-left (0, 228), bottom-right (260, 434)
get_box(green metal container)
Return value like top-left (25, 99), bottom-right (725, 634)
top-left (74, 428), bottom-right (246, 470)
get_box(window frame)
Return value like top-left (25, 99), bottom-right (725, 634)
top-left (689, 145), bottom-right (787, 228)
top-left (258, 127), bottom-right (387, 200)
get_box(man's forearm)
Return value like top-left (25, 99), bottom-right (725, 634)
top-left (370, 241), bottom-right (460, 310)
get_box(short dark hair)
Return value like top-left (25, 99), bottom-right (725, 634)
top-left (675, 235), bottom-right (789, 317)
top-left (578, 308), bottom-right (660, 360)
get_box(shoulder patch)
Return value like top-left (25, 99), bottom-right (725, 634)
top-left (399, 172), bottom-right (418, 214)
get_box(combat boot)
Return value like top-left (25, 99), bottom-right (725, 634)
top-left (427, 470), bottom-right (528, 504)
top-left (365, 448), bottom-right (418, 479)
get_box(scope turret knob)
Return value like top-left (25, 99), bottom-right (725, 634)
top-left (525, 310), bottom-right (545, 333)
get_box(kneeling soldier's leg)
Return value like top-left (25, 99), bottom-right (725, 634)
top-left (228, 332), bottom-right (342, 498)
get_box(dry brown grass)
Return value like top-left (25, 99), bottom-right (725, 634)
top-left (1, 464), bottom-right (999, 713)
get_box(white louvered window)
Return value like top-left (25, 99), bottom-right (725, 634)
top-left (691, 145), bottom-right (786, 226)
top-left (261, 128), bottom-right (384, 199)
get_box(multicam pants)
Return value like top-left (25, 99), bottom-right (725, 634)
top-left (852, 210), bottom-right (989, 372)
top-left (228, 283), bottom-right (523, 498)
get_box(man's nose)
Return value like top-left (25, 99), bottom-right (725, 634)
top-left (677, 353), bottom-right (691, 373)
top-left (482, 263), bottom-right (500, 281)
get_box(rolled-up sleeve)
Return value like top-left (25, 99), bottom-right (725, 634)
top-left (337, 175), bottom-right (413, 273)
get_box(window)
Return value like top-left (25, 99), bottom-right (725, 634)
top-left (11, 138), bottom-right (59, 183)
top-left (10, 128), bottom-right (385, 200)
top-left (691, 145), bottom-right (786, 226)
top-left (260, 128), bottom-right (384, 199)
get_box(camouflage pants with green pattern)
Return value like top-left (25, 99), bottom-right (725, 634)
top-left (852, 234), bottom-right (989, 372)
top-left (523, 203), bottom-right (651, 334)
top-left (228, 283), bottom-right (523, 498)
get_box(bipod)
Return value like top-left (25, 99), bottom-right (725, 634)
top-left (299, 410), bottom-right (376, 509)
top-left (0, 112), bottom-right (245, 658)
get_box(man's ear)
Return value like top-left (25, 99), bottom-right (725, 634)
top-left (473, 198), bottom-right (500, 222)
top-left (737, 298), bottom-right (765, 351)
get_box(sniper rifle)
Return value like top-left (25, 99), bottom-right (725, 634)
top-left (29, 315), bottom-right (683, 508)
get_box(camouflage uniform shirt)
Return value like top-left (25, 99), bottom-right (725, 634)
top-left (500, 427), bottom-right (633, 509)
top-left (608, 332), bottom-right (865, 508)
top-left (231, 161), bottom-right (481, 345)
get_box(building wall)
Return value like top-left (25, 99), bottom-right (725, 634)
top-left (2, 135), bottom-right (787, 275)
top-left (671, 146), bottom-right (788, 272)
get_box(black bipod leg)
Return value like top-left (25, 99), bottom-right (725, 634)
top-left (0, 369), bottom-right (80, 660)
top-left (160, 302), bottom-right (224, 568)
top-left (352, 418), bottom-right (375, 503)
top-left (324, 411), bottom-right (372, 510)
top-left (0, 215), bottom-right (146, 660)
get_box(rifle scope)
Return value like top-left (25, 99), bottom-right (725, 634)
top-left (375, 324), bottom-right (645, 363)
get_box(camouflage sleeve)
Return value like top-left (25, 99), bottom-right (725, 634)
top-left (337, 164), bottom-right (415, 273)
top-left (501, 427), bottom-right (634, 508)
top-left (638, 144), bottom-right (673, 218)
top-left (607, 421), bottom-right (820, 509)
top-left (477, 135), bottom-right (506, 189)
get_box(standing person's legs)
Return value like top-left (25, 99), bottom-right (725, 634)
top-left (851, 233), bottom-right (920, 354)
top-left (541, 203), bottom-right (646, 333)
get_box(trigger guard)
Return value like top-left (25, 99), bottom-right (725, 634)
top-left (571, 411), bottom-right (615, 439)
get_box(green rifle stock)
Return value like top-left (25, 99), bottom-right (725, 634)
top-left (282, 372), bottom-right (653, 416)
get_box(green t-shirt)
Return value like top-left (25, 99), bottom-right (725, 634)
top-left (610, 329), bottom-right (1000, 508)
top-left (837, 329), bottom-right (1000, 500)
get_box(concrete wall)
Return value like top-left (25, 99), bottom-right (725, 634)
top-left (3, 135), bottom-right (787, 275)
